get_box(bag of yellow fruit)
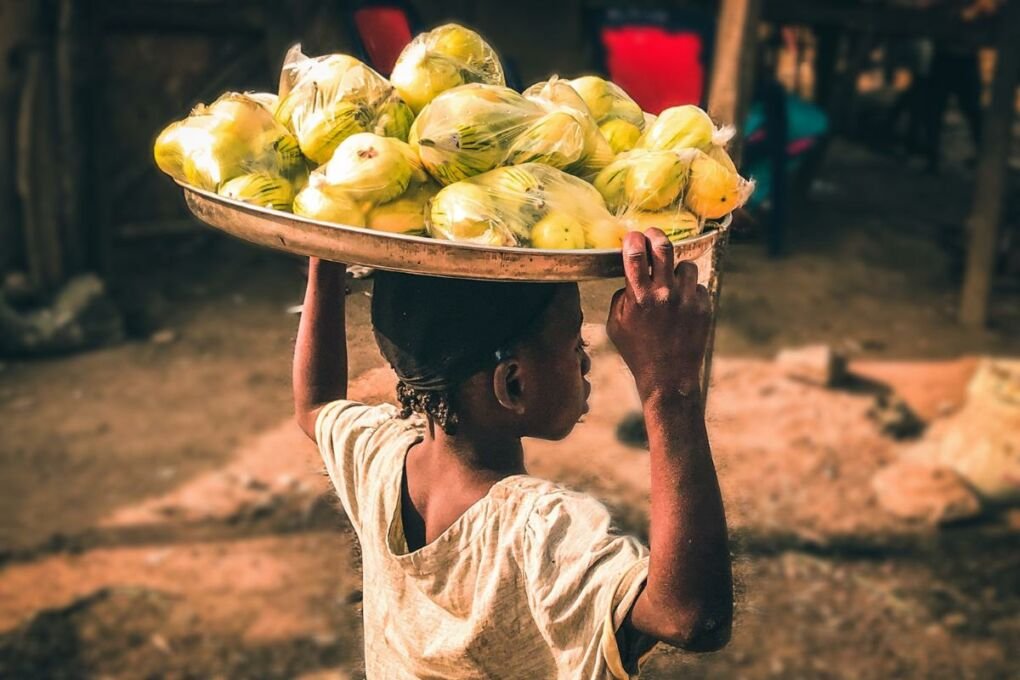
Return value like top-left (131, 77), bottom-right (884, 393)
top-left (153, 92), bottom-right (307, 191)
top-left (427, 163), bottom-right (625, 249)
top-left (524, 75), bottom-right (646, 154)
top-left (390, 23), bottom-right (505, 115)
top-left (637, 104), bottom-right (734, 152)
top-left (409, 84), bottom-right (543, 185)
top-left (519, 77), bottom-right (615, 179)
top-left (410, 82), bottom-right (613, 187)
top-left (293, 132), bottom-right (436, 236)
top-left (275, 46), bottom-right (415, 166)
top-left (593, 148), bottom-right (753, 242)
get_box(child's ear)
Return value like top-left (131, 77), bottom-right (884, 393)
top-left (493, 359), bottom-right (526, 414)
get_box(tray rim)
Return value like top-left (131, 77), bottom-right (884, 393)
top-left (179, 180), bottom-right (728, 282)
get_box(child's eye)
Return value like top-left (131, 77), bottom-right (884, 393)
top-left (576, 338), bottom-right (590, 352)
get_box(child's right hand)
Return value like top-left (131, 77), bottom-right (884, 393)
top-left (607, 229), bottom-right (712, 401)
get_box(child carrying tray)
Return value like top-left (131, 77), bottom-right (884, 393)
top-left (293, 228), bottom-right (732, 678)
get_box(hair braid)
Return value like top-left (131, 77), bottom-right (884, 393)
top-left (395, 381), bottom-right (459, 435)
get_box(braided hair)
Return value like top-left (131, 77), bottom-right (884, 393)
top-left (396, 380), bottom-right (459, 435)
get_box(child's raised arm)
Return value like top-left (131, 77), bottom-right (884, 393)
top-left (607, 230), bottom-right (733, 652)
top-left (293, 257), bottom-right (349, 439)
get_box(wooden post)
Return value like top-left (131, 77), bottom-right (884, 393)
top-left (56, 0), bottom-right (88, 275)
top-left (959, 1), bottom-right (1020, 327)
top-left (0, 1), bottom-right (33, 277)
top-left (702, 0), bottom-right (762, 402)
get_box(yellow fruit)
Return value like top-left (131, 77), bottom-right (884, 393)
top-left (374, 98), bottom-right (415, 141)
top-left (622, 209), bottom-right (701, 243)
top-left (606, 96), bottom-right (644, 127)
top-left (592, 158), bottom-right (631, 211)
top-left (180, 121), bottom-right (251, 190)
top-left (505, 111), bottom-right (586, 169)
top-left (275, 53), bottom-right (364, 127)
top-left (584, 218), bottom-right (627, 249)
top-left (206, 93), bottom-right (273, 139)
top-left (708, 144), bottom-right (737, 173)
top-left (367, 197), bottom-right (427, 235)
top-left (638, 105), bottom-right (715, 151)
top-left (683, 150), bottom-right (742, 219)
top-left (599, 119), bottom-right (642, 154)
top-left (523, 77), bottom-right (591, 117)
top-left (322, 133), bottom-right (414, 204)
top-left (530, 211), bottom-right (586, 249)
top-left (157, 93), bottom-right (303, 190)
top-left (218, 172), bottom-right (295, 211)
top-left (428, 181), bottom-right (518, 245)
top-left (391, 48), bottom-right (465, 114)
top-left (296, 101), bottom-right (370, 165)
top-left (153, 120), bottom-right (189, 180)
top-left (293, 184), bottom-right (367, 226)
top-left (478, 165), bottom-right (541, 196)
top-left (624, 151), bottom-right (686, 211)
top-left (569, 76), bottom-right (615, 121)
top-left (431, 23), bottom-right (489, 63)
top-left (412, 85), bottom-right (539, 184)
top-left (391, 25), bottom-right (504, 115)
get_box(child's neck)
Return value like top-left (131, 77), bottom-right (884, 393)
top-left (426, 423), bottom-right (526, 478)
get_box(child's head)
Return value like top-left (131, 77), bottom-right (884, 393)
top-left (371, 272), bottom-right (591, 441)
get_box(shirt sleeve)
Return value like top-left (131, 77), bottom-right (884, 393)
top-left (315, 399), bottom-right (404, 533)
top-left (522, 490), bottom-right (655, 679)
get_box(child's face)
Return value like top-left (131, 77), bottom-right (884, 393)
top-left (515, 284), bottom-right (591, 440)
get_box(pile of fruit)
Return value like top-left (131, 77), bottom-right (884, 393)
top-left (154, 23), bottom-right (753, 250)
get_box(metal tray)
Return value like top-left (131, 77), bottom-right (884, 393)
top-left (181, 182), bottom-right (727, 282)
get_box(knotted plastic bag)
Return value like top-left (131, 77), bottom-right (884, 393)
top-left (410, 82), bottom-right (612, 187)
top-left (276, 46), bottom-right (415, 165)
top-left (153, 92), bottom-right (306, 194)
top-left (293, 132), bottom-right (437, 235)
top-left (390, 23), bottom-right (505, 115)
top-left (427, 163), bottom-right (625, 249)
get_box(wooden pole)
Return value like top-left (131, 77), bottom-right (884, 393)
top-left (959, 2), bottom-right (1020, 327)
top-left (702, 0), bottom-right (762, 401)
top-left (56, 0), bottom-right (87, 274)
top-left (0, 1), bottom-right (33, 277)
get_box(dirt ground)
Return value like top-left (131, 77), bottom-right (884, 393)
top-left (1, 138), bottom-right (1019, 679)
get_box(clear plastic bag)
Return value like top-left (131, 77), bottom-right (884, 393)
top-left (593, 145), bottom-right (754, 241)
top-left (390, 23), bottom-right (505, 115)
top-left (636, 104), bottom-right (735, 152)
top-left (153, 92), bottom-right (307, 194)
top-left (275, 45), bottom-right (415, 165)
top-left (525, 75), bottom-right (646, 154)
top-left (293, 132), bottom-right (437, 235)
top-left (427, 163), bottom-right (625, 249)
top-left (410, 81), bottom-right (612, 187)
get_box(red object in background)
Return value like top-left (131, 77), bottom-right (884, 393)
top-left (600, 26), bottom-right (705, 114)
top-left (354, 6), bottom-right (413, 75)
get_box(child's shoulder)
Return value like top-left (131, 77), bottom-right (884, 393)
top-left (493, 476), bottom-right (616, 534)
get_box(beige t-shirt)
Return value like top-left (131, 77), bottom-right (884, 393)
top-left (316, 400), bottom-right (654, 679)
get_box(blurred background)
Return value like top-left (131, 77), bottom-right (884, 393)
top-left (1, 0), bottom-right (1018, 678)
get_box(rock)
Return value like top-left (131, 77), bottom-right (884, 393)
top-left (775, 344), bottom-right (847, 387)
top-left (0, 274), bottom-right (124, 355)
top-left (871, 460), bottom-right (983, 524)
top-left (149, 329), bottom-right (177, 345)
top-left (869, 393), bottom-right (925, 440)
top-left (917, 358), bottom-right (1020, 503)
